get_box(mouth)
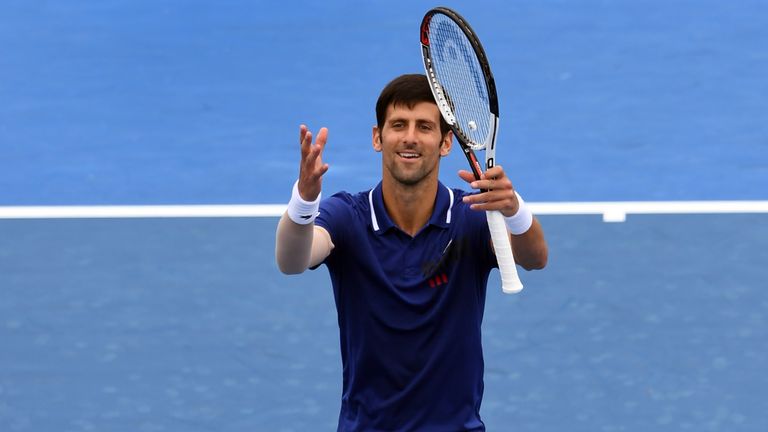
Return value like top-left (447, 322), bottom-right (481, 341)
top-left (397, 151), bottom-right (421, 160)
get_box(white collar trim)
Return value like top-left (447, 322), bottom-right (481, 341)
top-left (369, 184), bottom-right (454, 232)
top-left (368, 189), bottom-right (380, 231)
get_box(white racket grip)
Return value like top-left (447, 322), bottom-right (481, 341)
top-left (487, 210), bottom-right (523, 294)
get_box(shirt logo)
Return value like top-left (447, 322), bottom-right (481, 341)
top-left (428, 272), bottom-right (449, 288)
top-left (420, 237), bottom-right (469, 289)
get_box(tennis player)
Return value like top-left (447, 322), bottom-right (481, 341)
top-left (275, 74), bottom-right (547, 431)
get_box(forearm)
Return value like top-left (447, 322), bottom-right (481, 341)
top-left (510, 217), bottom-right (548, 270)
top-left (275, 213), bottom-right (315, 274)
top-left (275, 212), bottom-right (334, 274)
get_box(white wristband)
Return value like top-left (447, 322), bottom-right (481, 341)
top-left (287, 180), bottom-right (321, 225)
top-left (504, 192), bottom-right (533, 235)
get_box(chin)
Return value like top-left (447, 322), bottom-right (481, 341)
top-left (386, 160), bottom-right (438, 187)
top-left (393, 170), bottom-right (433, 186)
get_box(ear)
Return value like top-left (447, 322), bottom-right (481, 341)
top-left (440, 130), bottom-right (453, 157)
top-left (372, 126), bottom-right (382, 152)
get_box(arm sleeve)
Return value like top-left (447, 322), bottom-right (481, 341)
top-left (312, 192), bottom-right (356, 268)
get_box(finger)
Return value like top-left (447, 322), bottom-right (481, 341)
top-left (463, 190), bottom-right (495, 204)
top-left (316, 163), bottom-right (330, 178)
top-left (305, 139), bottom-right (326, 169)
top-left (467, 201), bottom-right (496, 212)
top-left (306, 137), bottom-right (325, 169)
top-left (462, 190), bottom-right (497, 206)
top-left (484, 166), bottom-right (517, 193)
top-left (315, 127), bottom-right (328, 152)
top-left (466, 199), bottom-right (514, 213)
top-left (469, 178), bottom-right (495, 191)
top-left (299, 125), bottom-right (311, 157)
top-left (463, 189), bottom-right (515, 204)
top-left (301, 130), bottom-right (313, 156)
top-left (470, 176), bottom-right (512, 191)
top-left (307, 127), bottom-right (328, 162)
top-left (304, 163), bottom-right (330, 191)
top-left (485, 164), bottom-right (505, 179)
top-left (303, 127), bottom-right (328, 164)
top-left (462, 191), bottom-right (498, 211)
top-left (299, 124), bottom-right (307, 144)
top-left (457, 169), bottom-right (477, 184)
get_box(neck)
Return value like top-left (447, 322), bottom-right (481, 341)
top-left (381, 177), bottom-right (438, 237)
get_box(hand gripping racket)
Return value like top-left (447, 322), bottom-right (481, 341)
top-left (420, 7), bottom-right (523, 293)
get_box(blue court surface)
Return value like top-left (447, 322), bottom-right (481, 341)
top-left (1, 0), bottom-right (767, 431)
top-left (1, 215), bottom-right (767, 431)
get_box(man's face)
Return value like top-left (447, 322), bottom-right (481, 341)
top-left (373, 101), bottom-right (452, 186)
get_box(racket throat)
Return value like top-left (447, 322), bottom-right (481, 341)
top-left (463, 149), bottom-right (484, 181)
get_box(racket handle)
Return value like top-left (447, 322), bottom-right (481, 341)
top-left (487, 210), bottom-right (523, 294)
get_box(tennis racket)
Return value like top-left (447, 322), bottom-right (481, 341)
top-left (420, 7), bottom-right (523, 294)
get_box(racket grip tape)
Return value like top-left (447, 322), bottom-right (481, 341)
top-left (486, 210), bottom-right (523, 294)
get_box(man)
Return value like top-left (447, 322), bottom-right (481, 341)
top-left (275, 74), bottom-right (547, 431)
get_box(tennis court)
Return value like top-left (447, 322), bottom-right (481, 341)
top-left (1, 1), bottom-right (767, 431)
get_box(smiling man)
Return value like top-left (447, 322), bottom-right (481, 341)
top-left (275, 74), bottom-right (547, 431)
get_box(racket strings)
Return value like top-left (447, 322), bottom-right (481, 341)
top-left (428, 14), bottom-right (492, 150)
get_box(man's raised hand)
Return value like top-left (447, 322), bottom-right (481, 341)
top-left (298, 125), bottom-right (329, 201)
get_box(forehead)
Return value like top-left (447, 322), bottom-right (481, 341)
top-left (385, 101), bottom-right (442, 123)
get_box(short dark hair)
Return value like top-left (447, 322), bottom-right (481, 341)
top-left (375, 74), bottom-right (451, 136)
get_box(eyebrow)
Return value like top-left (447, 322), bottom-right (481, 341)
top-left (387, 117), bottom-right (437, 126)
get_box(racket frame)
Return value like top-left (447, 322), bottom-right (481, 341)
top-left (420, 7), bottom-right (523, 293)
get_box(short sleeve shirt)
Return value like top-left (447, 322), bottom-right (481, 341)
top-left (314, 181), bottom-right (497, 431)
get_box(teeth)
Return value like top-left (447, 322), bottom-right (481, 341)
top-left (399, 152), bottom-right (419, 159)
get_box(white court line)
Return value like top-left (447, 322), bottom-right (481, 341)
top-left (531, 201), bottom-right (768, 222)
top-left (0, 205), bottom-right (287, 219)
top-left (1, 201), bottom-right (767, 222)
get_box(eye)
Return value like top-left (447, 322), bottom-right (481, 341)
top-left (420, 123), bottom-right (434, 131)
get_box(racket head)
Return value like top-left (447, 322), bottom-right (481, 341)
top-left (420, 8), bottom-right (523, 295)
top-left (420, 7), bottom-right (499, 154)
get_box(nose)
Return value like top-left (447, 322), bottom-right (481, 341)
top-left (402, 125), bottom-right (418, 145)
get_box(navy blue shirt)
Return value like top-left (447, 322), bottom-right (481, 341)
top-left (315, 181), bottom-right (497, 431)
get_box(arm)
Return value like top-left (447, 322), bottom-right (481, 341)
top-left (275, 125), bottom-right (334, 274)
top-left (509, 217), bottom-right (547, 270)
top-left (275, 216), bottom-right (334, 274)
top-left (459, 167), bottom-right (548, 270)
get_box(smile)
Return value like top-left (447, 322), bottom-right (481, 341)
top-left (397, 152), bottom-right (420, 159)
